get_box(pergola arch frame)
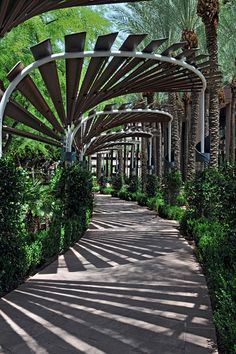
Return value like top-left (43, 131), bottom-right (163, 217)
top-left (70, 108), bottom-right (173, 153)
top-left (0, 49), bottom-right (207, 158)
top-left (84, 129), bottom-right (153, 156)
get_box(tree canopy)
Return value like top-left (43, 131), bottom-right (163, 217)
top-left (0, 6), bottom-right (111, 159)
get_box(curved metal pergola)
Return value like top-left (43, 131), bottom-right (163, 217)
top-left (0, 0), bottom-right (140, 38)
top-left (93, 141), bottom-right (139, 155)
top-left (85, 130), bottom-right (152, 155)
top-left (75, 107), bottom-right (173, 150)
top-left (0, 31), bottom-right (212, 157)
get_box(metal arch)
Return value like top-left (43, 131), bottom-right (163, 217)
top-left (74, 108), bottom-right (173, 162)
top-left (84, 130), bottom-right (153, 156)
top-left (71, 108), bottom-right (173, 146)
top-left (0, 0), bottom-right (143, 38)
top-left (0, 50), bottom-right (206, 158)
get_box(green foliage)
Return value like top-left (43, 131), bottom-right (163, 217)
top-left (111, 174), bottom-right (123, 193)
top-left (118, 185), bottom-right (130, 201)
top-left (146, 193), bottom-right (164, 212)
top-left (136, 192), bottom-right (148, 206)
top-left (55, 163), bottom-right (93, 219)
top-left (0, 159), bottom-right (28, 293)
top-left (163, 169), bottom-right (183, 204)
top-left (179, 208), bottom-right (196, 239)
top-left (181, 164), bottom-right (236, 353)
top-left (0, 161), bottom-right (93, 296)
top-left (1, 7), bottom-right (111, 160)
top-left (187, 165), bottom-right (236, 225)
top-left (92, 177), bottom-right (100, 193)
top-left (158, 203), bottom-right (185, 221)
top-left (100, 186), bottom-right (113, 195)
top-left (182, 218), bottom-right (236, 353)
top-left (146, 174), bottom-right (160, 197)
top-left (128, 175), bottom-right (140, 193)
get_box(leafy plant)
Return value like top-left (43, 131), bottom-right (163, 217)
top-left (128, 175), bottom-right (140, 193)
top-left (111, 174), bottom-right (123, 193)
top-left (146, 174), bottom-right (160, 197)
top-left (163, 169), bottom-right (183, 204)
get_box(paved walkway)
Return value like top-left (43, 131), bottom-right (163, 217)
top-left (0, 195), bottom-right (218, 354)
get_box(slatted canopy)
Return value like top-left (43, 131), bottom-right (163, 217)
top-left (0, 0), bottom-right (143, 38)
top-left (76, 106), bottom-right (172, 151)
top-left (85, 130), bottom-right (152, 155)
top-left (95, 140), bottom-right (139, 154)
top-left (0, 31), bottom-right (215, 157)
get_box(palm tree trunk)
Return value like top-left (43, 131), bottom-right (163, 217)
top-left (182, 93), bottom-right (192, 180)
top-left (96, 153), bottom-right (102, 180)
top-left (156, 123), bottom-right (162, 178)
top-left (205, 88), bottom-right (210, 137)
top-left (230, 79), bottom-right (236, 162)
top-left (118, 148), bottom-right (124, 177)
top-left (141, 130), bottom-right (148, 192)
top-left (187, 91), bottom-right (200, 179)
top-left (169, 93), bottom-right (181, 171)
top-left (197, 0), bottom-right (220, 167)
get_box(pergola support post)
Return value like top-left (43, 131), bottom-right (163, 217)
top-left (168, 121), bottom-right (172, 163)
top-left (200, 90), bottom-right (205, 154)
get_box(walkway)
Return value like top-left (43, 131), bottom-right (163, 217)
top-left (0, 195), bottom-right (218, 354)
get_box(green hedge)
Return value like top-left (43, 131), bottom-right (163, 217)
top-left (0, 159), bottom-right (28, 294)
top-left (111, 174), bottom-right (123, 193)
top-left (0, 160), bottom-right (93, 296)
top-left (181, 165), bottom-right (236, 353)
top-left (180, 217), bottom-right (236, 353)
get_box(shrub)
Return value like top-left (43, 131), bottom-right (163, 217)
top-left (98, 175), bottom-right (108, 193)
top-left (128, 175), bottom-right (140, 193)
top-left (118, 185), bottom-right (131, 200)
top-left (54, 163), bottom-right (93, 250)
top-left (163, 169), bottom-right (182, 204)
top-left (186, 167), bottom-right (225, 221)
top-left (146, 193), bottom-right (164, 212)
top-left (92, 177), bottom-right (100, 193)
top-left (111, 174), bottom-right (123, 193)
top-left (0, 159), bottom-right (28, 294)
top-left (100, 185), bottom-right (113, 195)
top-left (146, 174), bottom-right (160, 197)
top-left (186, 219), bottom-right (236, 353)
top-left (0, 161), bottom-right (93, 296)
top-left (136, 192), bottom-right (148, 206)
top-left (158, 203), bottom-right (185, 221)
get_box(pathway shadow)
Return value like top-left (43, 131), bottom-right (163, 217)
top-left (0, 195), bottom-right (218, 353)
top-left (0, 278), bottom-right (217, 354)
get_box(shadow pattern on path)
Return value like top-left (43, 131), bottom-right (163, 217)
top-left (0, 195), bottom-right (218, 354)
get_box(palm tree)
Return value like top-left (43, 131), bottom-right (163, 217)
top-left (230, 75), bottom-right (236, 162)
top-left (112, 0), bottom-right (204, 178)
top-left (218, 1), bottom-right (236, 82)
top-left (197, 0), bottom-right (220, 167)
top-left (96, 153), bottom-right (102, 180)
top-left (187, 91), bottom-right (200, 179)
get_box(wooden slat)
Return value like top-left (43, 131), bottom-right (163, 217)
top-left (78, 34), bottom-right (147, 115)
top-left (5, 100), bottom-right (60, 140)
top-left (74, 33), bottom-right (118, 117)
top-left (31, 39), bottom-right (66, 126)
top-left (0, 0), bottom-right (145, 37)
top-left (65, 32), bottom-right (86, 125)
top-left (7, 62), bottom-right (64, 133)
top-left (3, 125), bottom-right (61, 146)
top-left (161, 41), bottom-right (187, 56)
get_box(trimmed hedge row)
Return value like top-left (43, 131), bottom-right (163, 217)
top-left (0, 160), bottom-right (93, 296)
top-left (180, 166), bottom-right (236, 354)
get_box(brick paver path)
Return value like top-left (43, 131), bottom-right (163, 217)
top-left (0, 195), bottom-right (218, 354)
